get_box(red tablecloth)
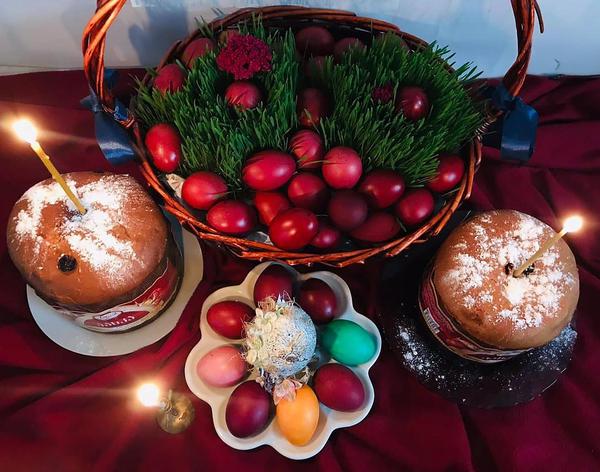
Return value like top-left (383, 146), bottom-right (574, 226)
top-left (0, 72), bottom-right (598, 472)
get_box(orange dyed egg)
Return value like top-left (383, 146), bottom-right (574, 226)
top-left (276, 385), bottom-right (320, 446)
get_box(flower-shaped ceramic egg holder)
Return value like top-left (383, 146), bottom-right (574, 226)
top-left (184, 262), bottom-right (382, 460)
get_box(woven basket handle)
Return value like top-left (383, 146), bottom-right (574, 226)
top-left (82, 0), bottom-right (543, 125)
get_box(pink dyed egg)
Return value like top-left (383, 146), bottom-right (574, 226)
top-left (196, 345), bottom-right (247, 388)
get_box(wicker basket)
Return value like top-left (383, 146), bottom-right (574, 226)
top-left (83, 1), bottom-right (542, 267)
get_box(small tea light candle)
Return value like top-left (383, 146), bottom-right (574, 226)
top-left (513, 215), bottom-right (583, 277)
top-left (137, 382), bottom-right (195, 434)
top-left (12, 119), bottom-right (86, 215)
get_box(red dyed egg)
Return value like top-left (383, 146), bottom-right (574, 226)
top-left (298, 278), bottom-right (338, 324)
top-left (144, 123), bottom-right (182, 173)
top-left (311, 218), bottom-right (342, 250)
top-left (333, 37), bottom-right (366, 62)
top-left (181, 38), bottom-right (215, 67)
top-left (242, 150), bottom-right (296, 191)
top-left (226, 381), bottom-right (271, 438)
top-left (426, 154), bottom-right (465, 193)
top-left (313, 363), bottom-right (365, 412)
top-left (350, 212), bottom-right (401, 242)
top-left (396, 86), bottom-right (430, 121)
top-left (295, 26), bottom-right (335, 56)
top-left (269, 208), bottom-right (318, 251)
top-left (297, 88), bottom-right (330, 128)
top-left (153, 64), bottom-right (185, 94)
top-left (358, 169), bottom-right (405, 209)
top-left (289, 130), bottom-right (324, 170)
top-left (287, 173), bottom-right (329, 212)
top-left (225, 81), bottom-right (263, 110)
top-left (328, 190), bottom-right (368, 231)
top-left (207, 300), bottom-right (254, 339)
top-left (207, 200), bottom-right (256, 235)
top-left (182, 171), bottom-right (228, 210)
top-left (394, 188), bottom-right (435, 227)
top-left (254, 265), bottom-right (294, 303)
top-left (253, 191), bottom-right (291, 226)
top-left (322, 147), bottom-right (363, 189)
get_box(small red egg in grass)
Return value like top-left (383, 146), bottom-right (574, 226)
top-left (181, 37), bottom-right (215, 67)
top-left (396, 86), bottom-right (430, 121)
top-left (145, 123), bottom-right (182, 173)
top-left (253, 191), bottom-right (291, 226)
top-left (328, 190), bottom-right (368, 232)
top-left (298, 278), bottom-right (338, 324)
top-left (153, 64), bottom-right (185, 94)
top-left (311, 218), bottom-right (342, 251)
top-left (287, 173), bottom-right (329, 212)
top-left (225, 81), bottom-right (263, 110)
top-left (254, 264), bottom-right (295, 303)
top-left (218, 29), bottom-right (240, 44)
top-left (350, 212), bottom-right (401, 243)
top-left (289, 130), bottom-right (324, 170)
top-left (426, 154), bottom-right (465, 193)
top-left (322, 147), bottom-right (363, 190)
top-left (242, 150), bottom-right (296, 191)
top-left (297, 88), bottom-right (330, 128)
top-left (304, 55), bottom-right (329, 79)
top-left (333, 37), bottom-right (366, 62)
top-left (295, 26), bottom-right (335, 56)
top-left (182, 171), bottom-right (228, 210)
top-left (394, 188), bottom-right (435, 227)
top-left (269, 208), bottom-right (319, 251)
top-left (358, 169), bottom-right (405, 209)
top-left (207, 200), bottom-right (256, 235)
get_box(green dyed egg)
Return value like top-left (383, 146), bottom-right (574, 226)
top-left (320, 319), bottom-right (376, 366)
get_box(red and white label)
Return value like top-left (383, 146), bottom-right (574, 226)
top-left (418, 265), bottom-right (530, 363)
top-left (52, 257), bottom-right (180, 333)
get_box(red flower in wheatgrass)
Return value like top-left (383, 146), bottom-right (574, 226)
top-left (216, 34), bottom-right (272, 80)
top-left (372, 83), bottom-right (394, 104)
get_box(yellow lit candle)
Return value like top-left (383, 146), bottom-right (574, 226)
top-left (12, 119), bottom-right (86, 215)
top-left (136, 382), bottom-right (195, 433)
top-left (513, 215), bottom-right (583, 277)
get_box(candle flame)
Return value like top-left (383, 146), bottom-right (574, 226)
top-left (137, 383), bottom-right (161, 407)
top-left (563, 216), bottom-right (583, 233)
top-left (13, 119), bottom-right (38, 144)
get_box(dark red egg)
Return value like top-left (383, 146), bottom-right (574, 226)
top-left (304, 55), bottom-right (329, 79)
top-left (297, 88), bottom-right (330, 128)
top-left (226, 381), bottom-right (272, 438)
top-left (311, 218), bottom-right (342, 250)
top-left (358, 169), bottom-right (405, 209)
top-left (313, 363), bottom-right (365, 412)
top-left (426, 154), bottom-right (465, 193)
top-left (181, 38), bottom-right (215, 67)
top-left (396, 86), bottom-right (430, 121)
top-left (394, 188), bottom-right (435, 227)
top-left (287, 173), bottom-right (329, 212)
top-left (269, 208), bottom-right (318, 251)
top-left (295, 26), bottom-right (335, 56)
top-left (333, 37), bottom-right (366, 62)
top-left (153, 64), bottom-right (185, 94)
top-left (253, 191), bottom-right (291, 226)
top-left (207, 300), bottom-right (254, 339)
top-left (322, 147), bottom-right (363, 189)
top-left (298, 278), bottom-right (338, 324)
top-left (242, 150), bottom-right (296, 191)
top-left (289, 129), bottom-right (324, 170)
top-left (254, 265), bottom-right (295, 303)
top-left (328, 190), bottom-right (368, 232)
top-left (182, 171), bottom-right (228, 210)
top-left (225, 81), bottom-right (263, 110)
top-left (350, 212), bottom-right (401, 242)
top-left (207, 200), bottom-right (256, 235)
top-left (144, 123), bottom-right (182, 173)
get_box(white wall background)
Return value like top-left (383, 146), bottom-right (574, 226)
top-left (1, 0), bottom-right (599, 78)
